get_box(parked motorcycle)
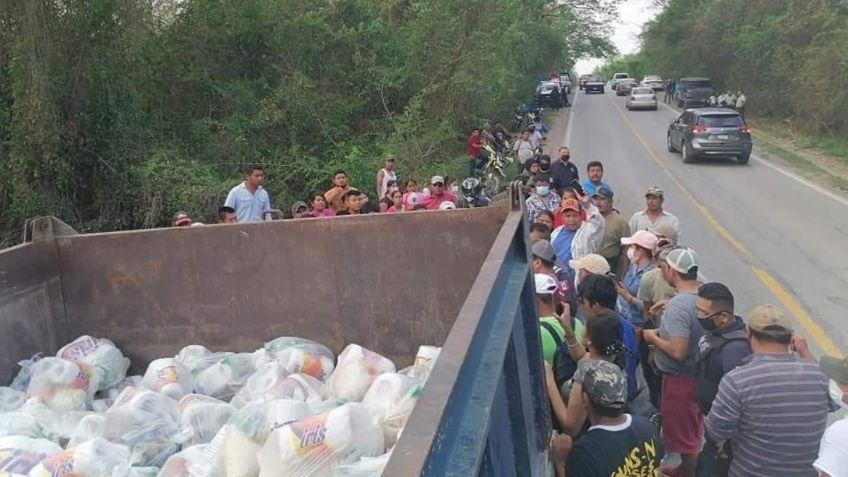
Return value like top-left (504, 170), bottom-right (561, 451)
top-left (480, 144), bottom-right (512, 198)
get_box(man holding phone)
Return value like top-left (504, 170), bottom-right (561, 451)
top-left (581, 161), bottom-right (610, 198)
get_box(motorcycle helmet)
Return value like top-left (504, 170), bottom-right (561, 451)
top-left (461, 177), bottom-right (481, 197)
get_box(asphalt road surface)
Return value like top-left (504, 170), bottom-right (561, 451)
top-left (556, 87), bottom-right (848, 362)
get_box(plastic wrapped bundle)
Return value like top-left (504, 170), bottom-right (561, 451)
top-left (230, 366), bottom-right (322, 408)
top-left (361, 373), bottom-right (422, 448)
top-left (158, 444), bottom-right (208, 477)
top-left (28, 438), bottom-right (131, 477)
top-left (0, 399), bottom-right (92, 443)
top-left (142, 359), bottom-right (194, 401)
top-left (257, 403), bottom-right (384, 477)
top-left (57, 335), bottom-right (131, 391)
top-left (175, 346), bottom-right (229, 376)
top-left (27, 358), bottom-right (99, 411)
top-left (264, 338), bottom-right (335, 382)
top-left (0, 436), bottom-right (63, 475)
top-left (103, 387), bottom-right (185, 467)
top-left (178, 394), bottom-right (234, 447)
top-left (10, 357), bottom-right (40, 391)
top-left (333, 450), bottom-right (392, 477)
top-left (323, 345), bottom-right (396, 403)
top-left (0, 386), bottom-right (26, 412)
top-left (193, 354), bottom-right (257, 401)
top-left (103, 376), bottom-right (144, 400)
top-left (68, 414), bottom-right (106, 448)
top-left (400, 346), bottom-right (441, 385)
top-left (129, 467), bottom-right (160, 477)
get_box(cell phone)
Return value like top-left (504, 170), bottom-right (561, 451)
top-left (570, 179), bottom-right (585, 196)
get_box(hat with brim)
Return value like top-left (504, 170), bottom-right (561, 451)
top-left (561, 198), bottom-right (580, 213)
top-left (569, 254), bottom-right (610, 275)
top-left (621, 230), bottom-right (659, 252)
top-left (291, 201), bottom-right (309, 216)
top-left (747, 304), bottom-right (793, 335)
top-left (582, 360), bottom-right (627, 410)
top-left (531, 240), bottom-right (557, 264)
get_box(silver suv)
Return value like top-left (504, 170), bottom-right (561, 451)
top-left (667, 108), bottom-right (753, 164)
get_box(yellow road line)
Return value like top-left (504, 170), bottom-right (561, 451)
top-left (607, 95), bottom-right (844, 358)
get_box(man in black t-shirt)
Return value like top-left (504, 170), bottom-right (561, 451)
top-left (565, 360), bottom-right (664, 476)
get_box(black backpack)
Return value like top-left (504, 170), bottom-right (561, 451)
top-left (696, 336), bottom-right (749, 415)
top-left (540, 321), bottom-right (579, 390)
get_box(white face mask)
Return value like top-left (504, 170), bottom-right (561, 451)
top-left (451, 185), bottom-right (459, 193)
top-left (626, 247), bottom-right (637, 262)
top-left (536, 185), bottom-right (550, 197)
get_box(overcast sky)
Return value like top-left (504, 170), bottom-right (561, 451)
top-left (574, 0), bottom-right (659, 75)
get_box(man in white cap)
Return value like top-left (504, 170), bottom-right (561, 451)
top-left (422, 175), bottom-right (457, 210)
top-left (629, 186), bottom-right (680, 240)
top-left (569, 253), bottom-right (611, 289)
top-left (535, 273), bottom-right (567, 365)
top-left (642, 247), bottom-right (703, 477)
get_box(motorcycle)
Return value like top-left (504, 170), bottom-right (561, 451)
top-left (458, 177), bottom-right (491, 208)
top-left (479, 143), bottom-right (512, 198)
top-left (512, 104), bottom-right (543, 132)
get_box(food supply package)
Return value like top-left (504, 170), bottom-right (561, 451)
top-left (158, 444), bottom-right (208, 477)
top-left (0, 398), bottom-right (92, 444)
top-left (0, 386), bottom-right (26, 412)
top-left (193, 354), bottom-right (256, 401)
top-left (256, 403), bottom-right (384, 477)
top-left (323, 345), bottom-right (395, 403)
top-left (26, 357), bottom-right (99, 411)
top-left (178, 394), bottom-right (234, 447)
top-left (68, 414), bottom-right (106, 448)
top-left (10, 357), bottom-right (40, 392)
top-left (361, 373), bottom-right (422, 448)
top-left (175, 346), bottom-right (228, 376)
top-left (142, 359), bottom-right (193, 401)
top-left (263, 338), bottom-right (335, 382)
top-left (103, 387), bottom-right (186, 467)
top-left (0, 436), bottom-right (63, 475)
top-left (28, 438), bottom-right (131, 477)
top-left (128, 466), bottom-right (160, 477)
top-left (332, 450), bottom-right (392, 477)
top-left (230, 364), bottom-right (323, 408)
top-left (57, 335), bottom-right (131, 391)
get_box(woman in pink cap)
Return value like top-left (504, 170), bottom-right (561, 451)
top-left (615, 230), bottom-right (658, 329)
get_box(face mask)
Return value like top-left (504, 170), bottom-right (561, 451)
top-left (560, 154), bottom-right (570, 162)
top-left (699, 318), bottom-right (719, 331)
top-left (451, 185), bottom-right (459, 193)
top-left (536, 185), bottom-right (550, 197)
top-left (626, 247), bottom-right (636, 262)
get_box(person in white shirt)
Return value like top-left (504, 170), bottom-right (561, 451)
top-left (815, 355), bottom-right (848, 477)
top-left (375, 157), bottom-right (397, 199)
top-left (224, 165), bottom-right (271, 223)
top-left (736, 91), bottom-right (747, 118)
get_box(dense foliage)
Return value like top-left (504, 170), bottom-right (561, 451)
top-left (599, 0), bottom-right (848, 132)
top-left (0, 0), bottom-right (617, 245)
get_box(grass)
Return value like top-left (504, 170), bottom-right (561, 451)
top-left (753, 120), bottom-right (848, 164)
top-left (754, 132), bottom-right (848, 192)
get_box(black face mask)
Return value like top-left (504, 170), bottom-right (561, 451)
top-left (699, 318), bottom-right (719, 331)
top-left (560, 154), bottom-right (570, 162)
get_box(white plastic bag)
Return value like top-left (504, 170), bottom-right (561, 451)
top-left (68, 413), bottom-right (106, 448)
top-left (10, 356), bottom-right (40, 391)
top-left (323, 345), bottom-right (395, 403)
top-left (103, 387), bottom-right (185, 467)
top-left (28, 438), bottom-right (131, 477)
top-left (57, 335), bottom-right (131, 391)
top-left (158, 444), bottom-right (208, 477)
top-left (0, 399), bottom-right (89, 443)
top-left (0, 386), bottom-right (26, 412)
top-left (231, 365), bottom-right (323, 408)
top-left (332, 450), bottom-right (392, 477)
top-left (129, 467), bottom-right (160, 477)
top-left (179, 394), bottom-right (235, 447)
top-left (361, 373), bottom-right (422, 448)
top-left (264, 338), bottom-right (335, 382)
top-left (142, 359), bottom-right (193, 401)
top-left (27, 357), bottom-right (99, 411)
top-left (175, 346), bottom-right (227, 375)
top-left (0, 436), bottom-right (63, 475)
top-left (193, 354), bottom-right (256, 401)
top-left (257, 403), bottom-right (384, 477)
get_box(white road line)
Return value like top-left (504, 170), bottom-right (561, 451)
top-left (563, 89), bottom-right (578, 147)
top-left (657, 100), bottom-right (848, 207)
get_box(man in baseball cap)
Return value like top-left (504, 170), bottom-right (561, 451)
top-left (551, 191), bottom-right (605, 273)
top-left (814, 356), bottom-right (848, 476)
top-left (629, 185), bottom-right (681, 242)
top-left (565, 360), bottom-right (664, 476)
top-left (535, 273), bottom-right (566, 365)
top-left (593, 185), bottom-right (631, 274)
top-left (422, 175), bottom-right (458, 210)
top-left (569, 253), bottom-right (610, 286)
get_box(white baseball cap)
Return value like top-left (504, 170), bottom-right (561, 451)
top-left (569, 254), bottom-right (611, 275)
top-left (534, 273), bottom-right (558, 295)
top-left (439, 201), bottom-right (457, 210)
top-left (666, 248), bottom-right (700, 274)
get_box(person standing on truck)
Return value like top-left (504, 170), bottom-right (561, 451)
top-left (325, 170), bottom-right (353, 213)
top-left (375, 158), bottom-right (397, 200)
top-left (629, 186), bottom-right (681, 240)
top-left (642, 248), bottom-right (704, 477)
top-left (563, 360), bottom-right (664, 477)
top-left (580, 161), bottom-right (610, 199)
top-left (550, 193), bottom-right (605, 273)
top-left (224, 165), bottom-right (271, 223)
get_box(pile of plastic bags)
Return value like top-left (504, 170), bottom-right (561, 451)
top-left (0, 334), bottom-right (441, 477)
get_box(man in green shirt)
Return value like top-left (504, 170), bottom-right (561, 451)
top-left (593, 186), bottom-right (630, 276)
top-left (536, 273), bottom-right (585, 364)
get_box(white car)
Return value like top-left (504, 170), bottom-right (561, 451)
top-left (641, 75), bottom-right (665, 91)
top-left (626, 87), bottom-right (658, 111)
top-left (612, 72), bottom-right (630, 90)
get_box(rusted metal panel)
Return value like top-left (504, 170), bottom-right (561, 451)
top-left (51, 208), bottom-right (507, 373)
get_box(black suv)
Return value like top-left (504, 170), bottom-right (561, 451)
top-left (667, 108), bottom-right (753, 164)
top-left (676, 77), bottom-right (713, 108)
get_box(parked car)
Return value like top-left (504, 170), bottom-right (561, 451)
top-left (641, 75), bottom-right (664, 91)
top-left (626, 87), bottom-right (658, 110)
top-left (584, 76), bottom-right (605, 94)
top-left (578, 74), bottom-right (592, 90)
top-left (612, 72), bottom-right (630, 91)
top-left (535, 81), bottom-right (562, 107)
top-left (676, 77), bottom-right (714, 108)
top-left (616, 78), bottom-right (638, 96)
top-left (666, 108), bottom-right (753, 164)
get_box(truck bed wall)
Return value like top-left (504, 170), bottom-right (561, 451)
top-left (0, 208), bottom-right (505, 379)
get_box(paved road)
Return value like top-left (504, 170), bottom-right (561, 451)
top-left (556, 88), bottom-right (848, 361)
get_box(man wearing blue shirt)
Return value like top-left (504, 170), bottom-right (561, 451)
top-left (224, 165), bottom-right (272, 223)
top-left (581, 161), bottom-right (611, 198)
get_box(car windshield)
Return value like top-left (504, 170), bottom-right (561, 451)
top-left (683, 80), bottom-right (712, 88)
top-left (622, 80), bottom-right (636, 85)
top-left (698, 114), bottom-right (743, 127)
top-left (632, 88), bottom-right (653, 95)
top-left (614, 74), bottom-right (628, 79)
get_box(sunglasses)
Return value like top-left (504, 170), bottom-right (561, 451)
top-left (432, 183), bottom-right (444, 187)
top-left (698, 310), bottom-right (729, 320)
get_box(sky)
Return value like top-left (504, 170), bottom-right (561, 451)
top-left (574, 0), bottom-right (660, 75)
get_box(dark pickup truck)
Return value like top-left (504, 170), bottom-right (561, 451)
top-left (677, 77), bottom-right (714, 108)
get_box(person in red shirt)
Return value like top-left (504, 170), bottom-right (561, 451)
top-left (467, 128), bottom-right (484, 177)
top-left (422, 175), bottom-right (458, 210)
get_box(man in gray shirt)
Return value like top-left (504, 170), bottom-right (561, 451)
top-left (706, 305), bottom-right (838, 477)
top-left (643, 248), bottom-right (704, 477)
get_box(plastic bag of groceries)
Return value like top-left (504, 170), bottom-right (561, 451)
top-left (333, 450), bottom-right (392, 477)
top-left (103, 387), bottom-right (187, 467)
top-left (323, 345), bottom-right (396, 403)
top-left (0, 386), bottom-right (26, 412)
top-left (193, 354), bottom-right (257, 401)
top-left (230, 364), bottom-right (323, 408)
top-left (29, 438), bottom-right (131, 477)
top-left (399, 346), bottom-right (441, 385)
top-left (263, 338), bottom-right (335, 382)
top-left (158, 444), bottom-right (208, 477)
top-left (128, 467), bottom-right (159, 477)
top-left (175, 346), bottom-right (228, 376)
top-left (0, 398), bottom-right (90, 443)
top-left (103, 376), bottom-right (144, 400)
top-left (361, 373), bottom-right (422, 448)
top-left (68, 413), bottom-right (106, 448)
top-left (57, 335), bottom-right (131, 391)
top-left (27, 357), bottom-right (99, 411)
top-left (142, 359), bottom-right (194, 401)
top-left (0, 436), bottom-right (63, 476)
top-left (187, 401), bottom-right (271, 477)
top-left (257, 403), bottom-right (384, 477)
top-left (179, 394), bottom-right (234, 447)
top-left (10, 356), bottom-right (40, 391)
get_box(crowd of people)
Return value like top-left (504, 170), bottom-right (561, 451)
top-left (521, 143), bottom-right (845, 477)
top-left (664, 80), bottom-right (747, 117)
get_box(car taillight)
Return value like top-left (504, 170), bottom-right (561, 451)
top-left (692, 125), bottom-right (707, 134)
top-left (739, 126), bottom-right (752, 134)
